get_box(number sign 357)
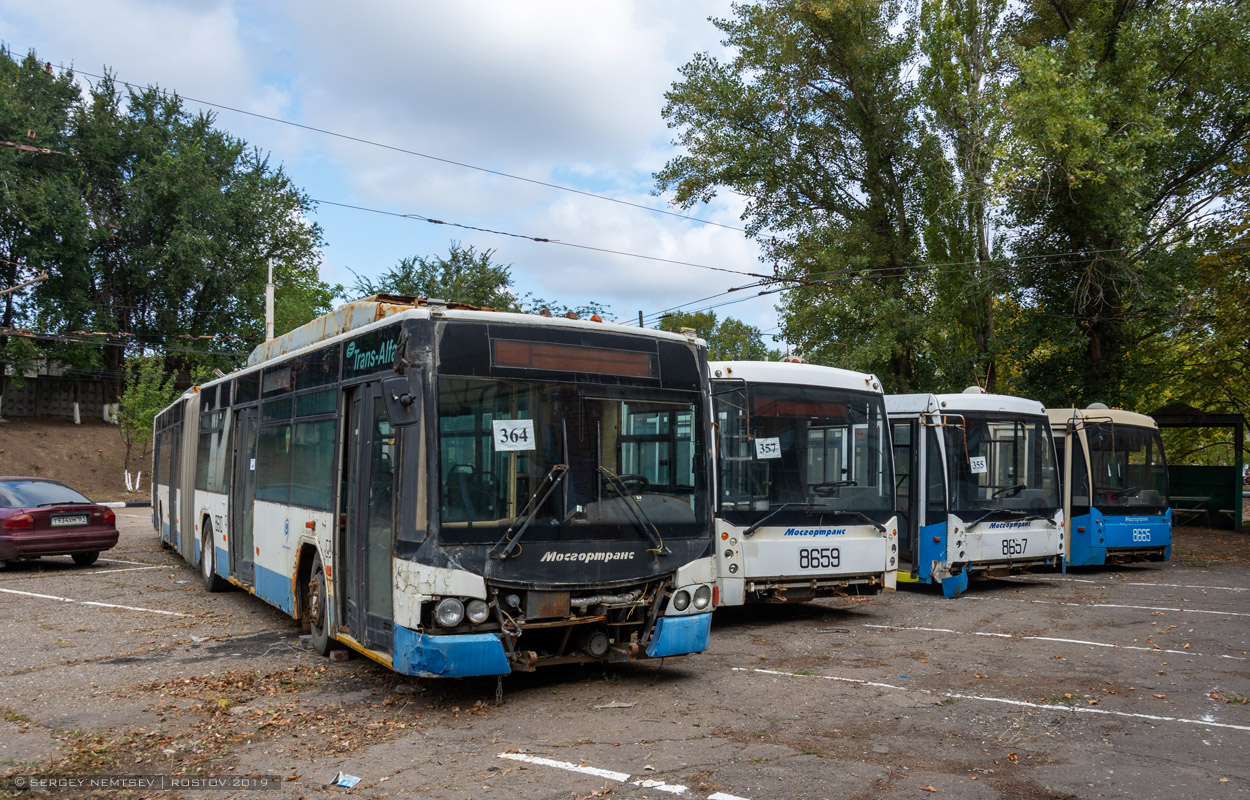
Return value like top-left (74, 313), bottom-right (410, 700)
top-left (492, 419), bottom-right (536, 452)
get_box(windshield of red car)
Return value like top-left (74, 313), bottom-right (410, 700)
top-left (0, 480), bottom-right (93, 508)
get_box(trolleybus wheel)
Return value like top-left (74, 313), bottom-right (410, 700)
top-left (308, 553), bottom-right (337, 656)
top-left (200, 522), bottom-right (227, 592)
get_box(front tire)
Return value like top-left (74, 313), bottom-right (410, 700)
top-left (200, 522), bottom-right (227, 592)
top-left (72, 551), bottom-right (99, 566)
top-left (308, 552), bottom-right (338, 656)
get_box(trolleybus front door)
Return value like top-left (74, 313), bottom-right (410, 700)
top-left (340, 384), bottom-right (396, 652)
top-left (230, 407), bottom-right (259, 585)
top-left (892, 420), bottom-right (920, 569)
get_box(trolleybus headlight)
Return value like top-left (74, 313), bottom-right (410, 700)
top-left (672, 589), bottom-right (691, 612)
top-left (434, 598), bottom-right (465, 628)
top-left (693, 585), bottom-right (712, 610)
top-left (466, 599), bottom-right (490, 624)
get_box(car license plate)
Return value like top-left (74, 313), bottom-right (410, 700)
top-left (51, 514), bottom-right (89, 527)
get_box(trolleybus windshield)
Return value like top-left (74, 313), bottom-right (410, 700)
top-left (438, 377), bottom-right (705, 543)
top-left (1086, 423), bottom-right (1169, 513)
top-left (944, 413), bottom-right (1060, 521)
top-left (715, 384), bottom-right (892, 526)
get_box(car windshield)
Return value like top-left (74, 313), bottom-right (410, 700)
top-left (0, 480), bottom-right (93, 508)
top-left (437, 377), bottom-right (705, 543)
top-left (1086, 422), bottom-right (1169, 513)
top-left (714, 382), bottom-right (894, 525)
top-left (944, 413), bottom-right (1060, 518)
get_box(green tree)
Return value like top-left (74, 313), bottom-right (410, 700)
top-left (0, 49), bottom-right (82, 412)
top-left (351, 241), bottom-right (521, 310)
top-left (1000, 0), bottom-right (1250, 407)
top-left (658, 310), bottom-right (778, 361)
top-left (117, 354), bottom-right (179, 469)
top-left (655, 0), bottom-right (946, 390)
top-left (919, 0), bottom-right (1011, 390)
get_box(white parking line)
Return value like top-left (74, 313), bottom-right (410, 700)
top-left (0, 587), bottom-right (190, 617)
top-left (497, 753), bottom-right (747, 799)
top-left (87, 565), bottom-right (168, 575)
top-left (736, 668), bottom-right (1250, 733)
top-left (1031, 576), bottom-right (1248, 592)
top-left (968, 595), bottom-right (1250, 618)
top-left (864, 624), bottom-right (1247, 661)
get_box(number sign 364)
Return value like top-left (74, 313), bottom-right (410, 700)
top-left (492, 419), bottom-right (536, 452)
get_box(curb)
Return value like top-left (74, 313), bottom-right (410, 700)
top-left (101, 501), bottom-right (152, 508)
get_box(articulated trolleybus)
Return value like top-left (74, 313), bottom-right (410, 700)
top-left (1047, 405), bottom-right (1171, 567)
top-left (886, 388), bottom-right (1063, 598)
top-left (153, 296), bottom-right (716, 677)
top-left (710, 361), bottom-right (897, 605)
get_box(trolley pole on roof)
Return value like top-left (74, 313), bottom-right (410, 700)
top-left (265, 259), bottom-right (275, 341)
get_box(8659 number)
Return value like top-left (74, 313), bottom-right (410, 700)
top-left (799, 547), bottom-right (840, 570)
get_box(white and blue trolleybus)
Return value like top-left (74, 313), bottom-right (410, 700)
top-left (1047, 405), bottom-right (1171, 567)
top-left (153, 296), bottom-right (716, 677)
top-left (710, 361), bottom-right (898, 604)
top-left (885, 388), bottom-right (1063, 598)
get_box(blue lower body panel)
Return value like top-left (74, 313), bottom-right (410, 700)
top-left (1068, 508), bottom-right (1172, 566)
top-left (941, 571), bottom-right (969, 599)
top-left (646, 612), bottom-right (712, 658)
top-left (215, 547), bottom-right (229, 579)
top-left (254, 562), bottom-right (295, 614)
top-left (392, 626), bottom-right (511, 678)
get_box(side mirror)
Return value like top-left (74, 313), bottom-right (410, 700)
top-left (382, 372), bottom-right (423, 427)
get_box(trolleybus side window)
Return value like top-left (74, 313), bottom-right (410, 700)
top-left (1086, 423), bottom-right (1168, 511)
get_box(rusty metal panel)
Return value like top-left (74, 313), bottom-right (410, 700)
top-left (525, 590), bottom-right (571, 620)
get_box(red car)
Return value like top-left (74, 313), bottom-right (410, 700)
top-left (0, 477), bottom-right (119, 568)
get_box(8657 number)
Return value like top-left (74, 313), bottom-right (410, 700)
top-left (1001, 538), bottom-right (1028, 556)
top-left (799, 547), bottom-right (840, 570)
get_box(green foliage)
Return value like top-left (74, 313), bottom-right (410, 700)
top-left (660, 1), bottom-right (1250, 411)
top-left (1000, 0), bottom-right (1250, 407)
top-left (0, 49), bottom-right (334, 402)
top-left (658, 311), bottom-right (779, 361)
top-left (656, 0), bottom-right (946, 391)
top-left (352, 241), bottom-right (610, 320)
top-left (351, 241), bottom-right (520, 310)
top-left (117, 355), bottom-right (179, 465)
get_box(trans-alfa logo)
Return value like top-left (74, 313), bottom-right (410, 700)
top-left (988, 521), bottom-right (1031, 530)
top-left (541, 551), bottom-right (636, 563)
top-left (783, 528), bottom-right (847, 537)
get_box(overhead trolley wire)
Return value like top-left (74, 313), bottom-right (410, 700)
top-left (26, 55), bottom-right (747, 234)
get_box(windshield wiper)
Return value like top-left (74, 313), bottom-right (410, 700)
top-left (494, 464), bottom-right (568, 560)
top-left (598, 467), bottom-right (666, 553)
top-left (820, 509), bottom-right (886, 533)
top-left (964, 508), bottom-right (1055, 531)
top-left (743, 502), bottom-right (822, 536)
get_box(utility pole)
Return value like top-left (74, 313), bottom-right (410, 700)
top-left (265, 259), bottom-right (275, 341)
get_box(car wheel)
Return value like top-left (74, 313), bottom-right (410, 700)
top-left (71, 551), bottom-right (100, 567)
top-left (200, 522), bottom-right (227, 592)
top-left (308, 552), bottom-right (338, 656)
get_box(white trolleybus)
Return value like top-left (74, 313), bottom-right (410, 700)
top-left (153, 296), bottom-right (716, 678)
top-left (709, 361), bottom-right (897, 605)
top-left (1047, 405), bottom-right (1172, 567)
top-left (885, 388), bottom-right (1063, 598)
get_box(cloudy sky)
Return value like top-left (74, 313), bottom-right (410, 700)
top-left (1, 1), bottom-right (783, 338)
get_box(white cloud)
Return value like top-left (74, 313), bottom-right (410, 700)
top-left (2, 0), bottom-right (780, 334)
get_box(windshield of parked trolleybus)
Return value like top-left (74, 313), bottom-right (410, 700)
top-left (1086, 423), bottom-right (1169, 513)
top-left (714, 384), bottom-right (893, 526)
top-left (437, 378), bottom-right (704, 542)
top-left (944, 414), bottom-right (1060, 518)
